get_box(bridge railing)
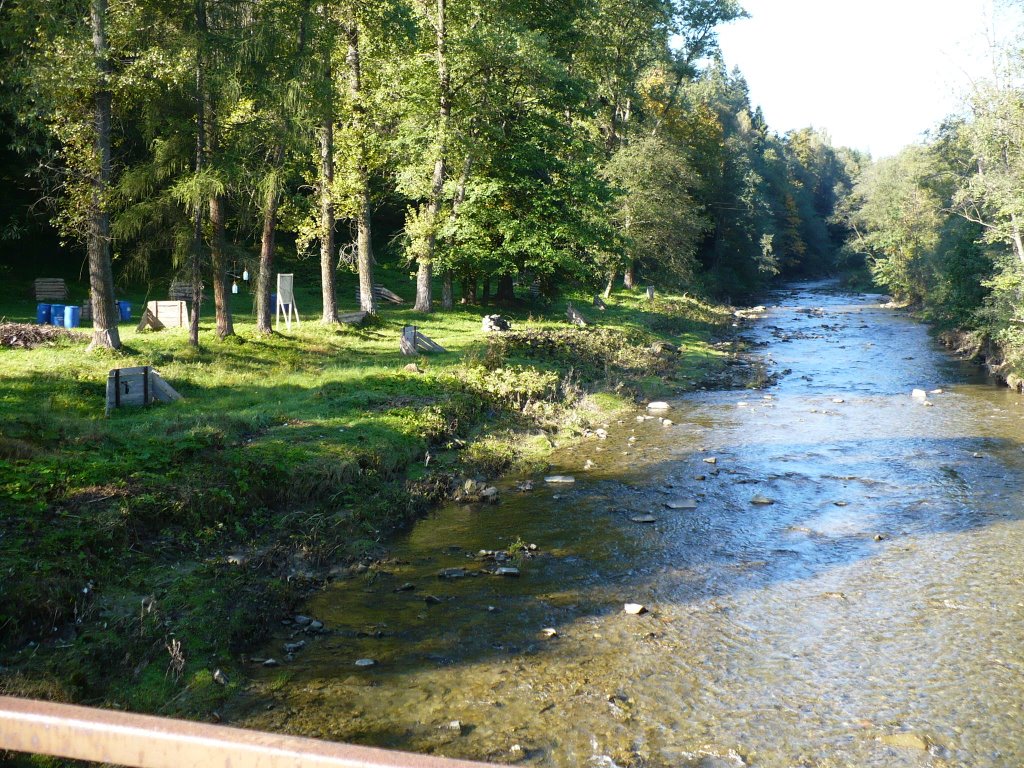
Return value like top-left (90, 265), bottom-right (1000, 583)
top-left (0, 695), bottom-right (493, 768)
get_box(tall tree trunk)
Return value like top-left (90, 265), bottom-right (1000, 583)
top-left (413, 0), bottom-right (449, 313)
top-left (188, 0), bottom-right (207, 349)
top-left (256, 5), bottom-right (309, 334)
top-left (320, 27), bottom-right (338, 324)
top-left (1011, 213), bottom-right (1024, 268)
top-left (347, 22), bottom-right (376, 315)
top-left (603, 271), bottom-right (615, 298)
top-left (86, 0), bottom-right (121, 351)
top-left (441, 153), bottom-right (472, 311)
top-left (481, 275), bottom-right (490, 306)
top-left (441, 273), bottom-right (453, 309)
top-left (623, 259), bottom-right (637, 289)
top-left (209, 192), bottom-right (233, 338)
top-left (496, 274), bottom-right (514, 304)
top-left (255, 148), bottom-right (283, 335)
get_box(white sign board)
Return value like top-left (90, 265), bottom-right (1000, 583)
top-left (276, 273), bottom-right (299, 331)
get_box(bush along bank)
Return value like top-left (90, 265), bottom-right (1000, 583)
top-left (0, 289), bottom-right (753, 722)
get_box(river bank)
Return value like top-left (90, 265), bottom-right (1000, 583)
top-left (0, 288), bottom-right (745, 722)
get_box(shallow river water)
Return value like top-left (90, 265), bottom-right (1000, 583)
top-left (237, 284), bottom-right (1024, 767)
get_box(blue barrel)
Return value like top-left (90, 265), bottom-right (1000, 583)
top-left (64, 305), bottom-right (81, 328)
top-left (50, 304), bottom-right (66, 327)
top-left (36, 303), bottom-right (51, 324)
top-left (117, 300), bottom-right (131, 321)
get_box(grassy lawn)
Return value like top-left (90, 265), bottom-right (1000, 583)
top-left (0, 262), bottom-right (736, 717)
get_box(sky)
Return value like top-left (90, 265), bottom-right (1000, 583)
top-left (716, 0), bottom-right (1024, 158)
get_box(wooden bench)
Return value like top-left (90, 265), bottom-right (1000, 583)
top-left (355, 284), bottom-right (405, 304)
top-left (33, 278), bottom-right (68, 301)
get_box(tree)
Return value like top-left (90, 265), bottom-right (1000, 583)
top-left (601, 135), bottom-right (709, 290)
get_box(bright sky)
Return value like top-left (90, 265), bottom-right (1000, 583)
top-left (716, 0), bottom-right (1024, 158)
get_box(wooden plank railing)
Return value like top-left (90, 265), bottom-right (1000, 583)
top-left (0, 696), bottom-right (492, 768)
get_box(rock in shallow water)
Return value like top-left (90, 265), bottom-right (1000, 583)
top-left (623, 603), bottom-right (647, 615)
top-left (630, 514), bottom-right (658, 524)
top-left (881, 732), bottom-right (930, 751)
top-left (544, 475), bottom-right (575, 484)
top-left (665, 499), bottom-right (698, 510)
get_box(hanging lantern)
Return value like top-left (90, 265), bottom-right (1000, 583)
top-left (242, 269), bottom-right (249, 281)
top-left (232, 280), bottom-right (239, 295)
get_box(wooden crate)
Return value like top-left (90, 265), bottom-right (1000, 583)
top-left (33, 278), bottom-right (68, 301)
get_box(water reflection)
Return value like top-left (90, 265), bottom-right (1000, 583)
top-left (235, 284), bottom-right (1024, 768)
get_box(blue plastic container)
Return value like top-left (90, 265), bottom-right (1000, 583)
top-left (117, 300), bottom-right (131, 321)
top-left (64, 305), bottom-right (81, 328)
top-left (50, 304), bottom-right (66, 327)
top-left (36, 303), bottom-right (51, 325)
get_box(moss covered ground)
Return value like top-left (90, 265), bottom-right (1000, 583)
top-left (0, 266), bottom-right (739, 725)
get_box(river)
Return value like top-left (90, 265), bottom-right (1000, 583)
top-left (235, 283), bottom-right (1024, 767)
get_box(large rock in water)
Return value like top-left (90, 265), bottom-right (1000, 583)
top-left (647, 401), bottom-right (671, 411)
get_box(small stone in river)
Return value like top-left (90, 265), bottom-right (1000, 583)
top-left (262, 658), bottom-right (279, 667)
top-left (832, 398), bottom-right (845, 404)
top-left (930, 388), bottom-right (944, 394)
top-left (442, 720), bottom-right (463, 734)
top-left (874, 534), bottom-right (886, 541)
top-left (911, 389), bottom-right (928, 400)
top-left (623, 603), bottom-right (647, 615)
top-left (309, 620), bottom-right (324, 631)
top-left (480, 486), bottom-right (499, 501)
top-left (662, 419), bottom-right (673, 426)
top-left (584, 459), bottom-right (595, 470)
top-left (423, 595), bottom-right (442, 605)
top-left (647, 401), bottom-right (671, 411)
top-left (703, 457), bottom-right (717, 465)
top-left (834, 501), bottom-right (849, 507)
top-left (494, 566), bottom-right (521, 577)
top-left (630, 514), bottom-right (657, 523)
top-left (595, 428), bottom-right (608, 439)
top-left (972, 452), bottom-right (983, 459)
top-left (213, 668), bottom-right (229, 685)
top-left (666, 499), bottom-right (698, 510)
top-left (284, 641), bottom-right (305, 654)
top-left (354, 658), bottom-right (377, 668)
top-left (540, 627), bottom-right (559, 638)
top-left (516, 480), bottom-right (534, 492)
top-left (695, 475), bottom-right (706, 481)
top-left (751, 495), bottom-right (774, 505)
top-left (544, 475), bottom-right (575, 484)
top-left (438, 568), bottom-right (467, 579)
top-left (293, 615), bottom-right (312, 626)
top-left (395, 582), bottom-right (416, 592)
top-left (881, 733), bottom-right (930, 751)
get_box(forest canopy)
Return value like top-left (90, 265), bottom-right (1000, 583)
top-left (0, 0), bottom-right (857, 349)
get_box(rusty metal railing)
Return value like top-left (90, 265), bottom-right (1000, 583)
top-left (0, 696), bottom-right (492, 768)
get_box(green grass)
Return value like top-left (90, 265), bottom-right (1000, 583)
top-left (0, 265), bottom-right (734, 717)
